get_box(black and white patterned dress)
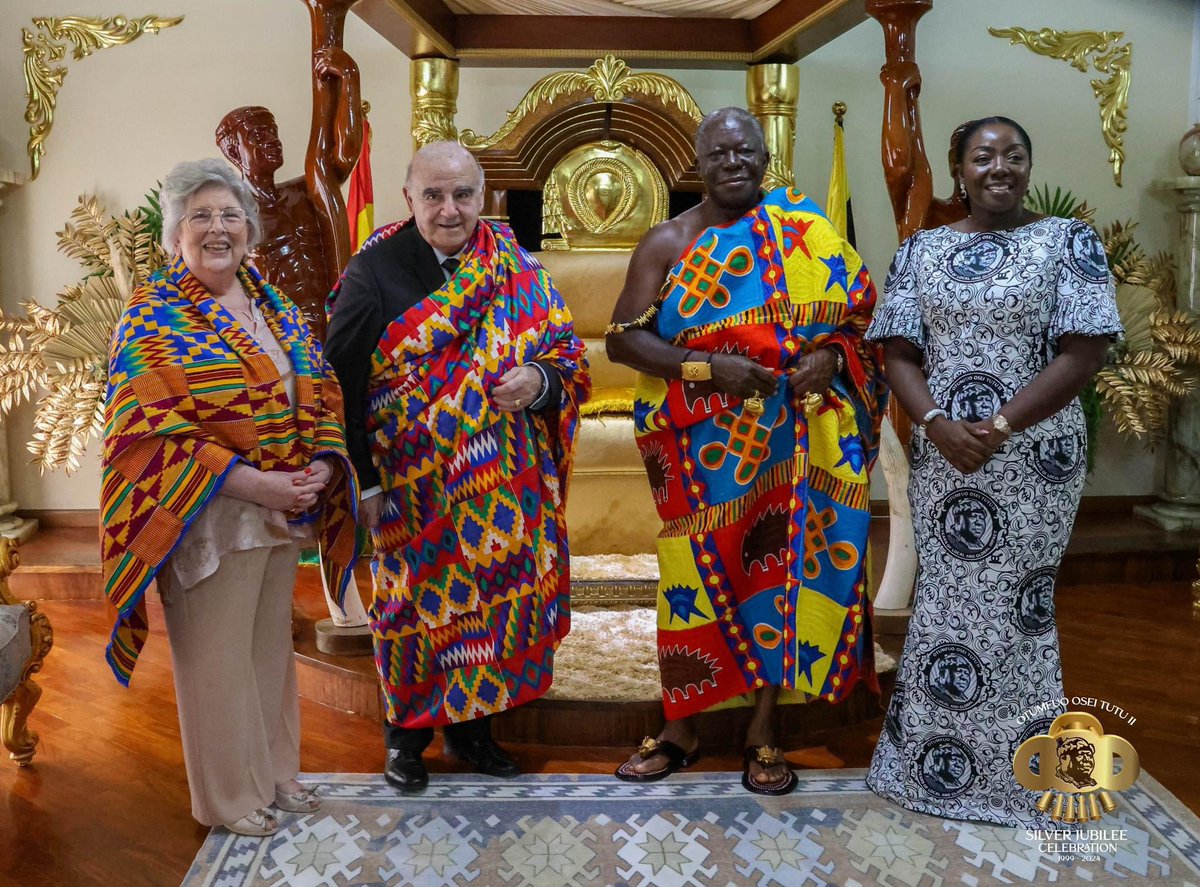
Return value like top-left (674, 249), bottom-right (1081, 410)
top-left (864, 217), bottom-right (1121, 827)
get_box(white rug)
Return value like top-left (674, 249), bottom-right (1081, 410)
top-left (549, 606), bottom-right (896, 702)
top-left (570, 553), bottom-right (659, 581)
top-left (183, 771), bottom-right (1200, 887)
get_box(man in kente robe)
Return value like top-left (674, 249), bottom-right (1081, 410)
top-left (325, 141), bottom-right (589, 792)
top-left (607, 108), bottom-right (885, 795)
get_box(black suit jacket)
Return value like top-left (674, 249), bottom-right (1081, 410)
top-left (324, 223), bottom-right (561, 491)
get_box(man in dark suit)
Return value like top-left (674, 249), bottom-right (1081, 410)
top-left (325, 141), bottom-right (567, 792)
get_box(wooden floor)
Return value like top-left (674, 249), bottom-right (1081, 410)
top-left (1, 577), bottom-right (1197, 887)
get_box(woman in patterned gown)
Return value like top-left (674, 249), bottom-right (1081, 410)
top-left (864, 117), bottom-right (1121, 827)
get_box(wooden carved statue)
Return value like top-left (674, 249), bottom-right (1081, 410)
top-left (867, 0), bottom-right (966, 240)
top-left (216, 0), bottom-right (363, 339)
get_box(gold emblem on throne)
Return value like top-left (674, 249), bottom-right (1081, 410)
top-left (542, 141), bottom-right (668, 250)
top-left (1013, 712), bottom-right (1140, 822)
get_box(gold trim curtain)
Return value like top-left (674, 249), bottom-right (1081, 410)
top-left (444, 0), bottom-right (781, 18)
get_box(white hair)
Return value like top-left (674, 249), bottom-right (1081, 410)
top-left (404, 141), bottom-right (485, 190)
top-left (160, 158), bottom-right (261, 253)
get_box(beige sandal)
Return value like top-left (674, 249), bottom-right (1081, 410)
top-left (225, 807), bottom-right (279, 837)
top-left (274, 784), bottom-right (321, 813)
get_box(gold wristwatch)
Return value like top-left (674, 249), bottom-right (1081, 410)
top-left (991, 413), bottom-right (1013, 436)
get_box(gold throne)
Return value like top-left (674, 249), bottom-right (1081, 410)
top-left (538, 139), bottom-right (671, 555)
top-left (410, 55), bottom-right (799, 559)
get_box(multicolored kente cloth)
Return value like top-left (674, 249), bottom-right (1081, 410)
top-left (634, 187), bottom-right (886, 719)
top-left (102, 257), bottom-right (358, 685)
top-left (352, 219), bottom-right (588, 729)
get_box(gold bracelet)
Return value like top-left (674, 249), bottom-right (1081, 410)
top-left (604, 303), bottom-right (659, 336)
top-left (681, 359), bottom-right (713, 382)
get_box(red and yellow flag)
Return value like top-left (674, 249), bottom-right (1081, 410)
top-left (346, 117), bottom-right (374, 253)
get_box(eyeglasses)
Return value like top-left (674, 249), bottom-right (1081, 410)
top-left (184, 208), bottom-right (248, 232)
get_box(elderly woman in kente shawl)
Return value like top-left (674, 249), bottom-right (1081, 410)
top-left (100, 158), bottom-right (358, 837)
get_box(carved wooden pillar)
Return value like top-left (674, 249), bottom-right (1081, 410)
top-left (867, 0), bottom-right (966, 449)
top-left (867, 0), bottom-right (932, 240)
top-left (303, 0), bottom-right (363, 294)
top-left (411, 57), bottom-right (460, 150)
top-left (747, 63), bottom-right (799, 192)
top-left (0, 175), bottom-right (38, 545)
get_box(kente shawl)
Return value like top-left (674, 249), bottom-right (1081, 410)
top-left (334, 219), bottom-right (588, 729)
top-left (102, 257), bottom-right (358, 685)
top-left (634, 187), bottom-right (887, 719)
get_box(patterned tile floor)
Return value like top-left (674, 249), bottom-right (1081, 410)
top-left (183, 770), bottom-right (1200, 886)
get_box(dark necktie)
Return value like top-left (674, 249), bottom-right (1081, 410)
top-left (441, 257), bottom-right (459, 278)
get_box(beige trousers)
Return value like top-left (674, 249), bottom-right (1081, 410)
top-left (160, 541), bottom-right (302, 827)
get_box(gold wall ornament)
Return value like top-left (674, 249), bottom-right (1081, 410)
top-left (542, 141), bottom-right (668, 250)
top-left (746, 62), bottom-right (799, 193)
top-left (411, 57), bottom-right (459, 149)
top-left (0, 194), bottom-right (166, 473)
top-left (988, 27), bottom-right (1130, 186)
top-left (458, 55), bottom-right (703, 151)
top-left (22, 14), bottom-right (183, 180)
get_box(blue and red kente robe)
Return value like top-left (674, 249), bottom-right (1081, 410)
top-left (353, 219), bottom-right (588, 728)
top-left (634, 187), bottom-right (887, 719)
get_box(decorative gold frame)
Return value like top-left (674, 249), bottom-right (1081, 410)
top-left (0, 540), bottom-right (53, 766)
top-left (572, 580), bottom-right (656, 607)
top-left (988, 27), bottom-right (1130, 186)
top-left (22, 14), bottom-right (183, 180)
top-left (456, 56), bottom-right (703, 151)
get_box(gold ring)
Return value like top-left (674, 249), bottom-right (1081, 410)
top-left (515, 398), bottom-right (522, 407)
top-left (803, 391), bottom-right (823, 412)
top-left (744, 395), bottom-right (765, 416)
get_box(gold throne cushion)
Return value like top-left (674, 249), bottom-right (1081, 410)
top-left (536, 250), bottom-right (637, 415)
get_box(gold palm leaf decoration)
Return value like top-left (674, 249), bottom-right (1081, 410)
top-left (0, 193), bottom-right (165, 472)
top-left (1094, 223), bottom-right (1200, 441)
top-left (1026, 186), bottom-right (1200, 443)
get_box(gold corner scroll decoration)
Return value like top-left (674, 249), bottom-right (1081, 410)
top-left (458, 55), bottom-right (704, 151)
top-left (23, 15), bottom-right (183, 181)
top-left (988, 27), bottom-right (1130, 186)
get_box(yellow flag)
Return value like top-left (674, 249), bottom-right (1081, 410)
top-left (826, 117), bottom-right (854, 245)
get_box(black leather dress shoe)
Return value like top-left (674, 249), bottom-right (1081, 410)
top-left (385, 748), bottom-right (429, 792)
top-left (446, 737), bottom-right (521, 778)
